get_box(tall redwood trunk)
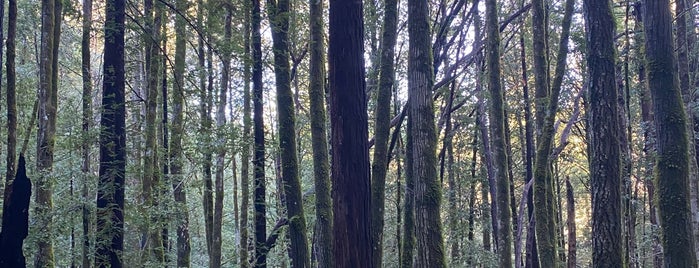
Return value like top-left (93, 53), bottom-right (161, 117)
top-left (328, 0), bottom-right (372, 266)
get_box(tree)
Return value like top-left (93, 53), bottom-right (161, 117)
top-left (267, 0), bottom-right (311, 266)
top-left (328, 0), bottom-right (372, 266)
top-left (240, 0), bottom-right (253, 266)
top-left (308, 0), bottom-right (332, 265)
top-left (252, 0), bottom-right (268, 266)
top-left (408, 0), bottom-right (446, 266)
top-left (143, 0), bottom-right (164, 261)
top-left (95, 0), bottom-right (126, 265)
top-left (172, 0), bottom-right (191, 265)
top-left (80, 0), bottom-right (93, 266)
top-left (485, 0), bottom-right (512, 265)
top-left (0, 155), bottom-right (30, 268)
top-left (565, 178), bottom-right (576, 268)
top-left (370, 0), bottom-right (398, 265)
top-left (643, 0), bottom-right (698, 265)
top-left (36, 0), bottom-right (62, 265)
top-left (584, 0), bottom-right (623, 265)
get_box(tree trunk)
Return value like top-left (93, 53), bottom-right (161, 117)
top-left (95, 0), bottom-right (126, 265)
top-left (196, 0), bottom-right (214, 258)
top-left (675, 0), bottom-right (699, 259)
top-left (266, 1), bottom-right (311, 266)
top-left (252, 0), bottom-right (268, 266)
top-left (210, 4), bottom-right (231, 267)
top-left (584, 0), bottom-right (624, 265)
top-left (519, 25), bottom-right (539, 268)
top-left (36, 0), bottom-right (62, 266)
top-left (370, 0), bottom-right (398, 265)
top-left (308, 0), bottom-right (332, 266)
top-left (240, 1), bottom-right (252, 267)
top-left (0, 155), bottom-right (30, 267)
top-left (565, 178), bottom-right (576, 268)
top-left (5, 0), bottom-right (15, 215)
top-left (80, 0), bottom-right (92, 266)
top-left (485, 0), bottom-right (512, 265)
top-left (407, 0), bottom-right (446, 267)
top-left (172, 0), bottom-right (191, 265)
top-left (328, 0), bottom-right (373, 266)
top-left (643, 0), bottom-right (698, 264)
top-left (532, 0), bottom-right (574, 265)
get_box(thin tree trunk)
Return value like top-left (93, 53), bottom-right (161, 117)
top-left (308, 0), bottom-right (332, 266)
top-left (210, 4), bottom-right (231, 267)
top-left (196, 0), bottom-right (214, 258)
top-left (519, 25), bottom-right (539, 268)
top-left (36, 0), bottom-right (61, 266)
top-left (95, 0), bottom-right (126, 265)
top-left (143, 0), bottom-right (164, 261)
top-left (80, 0), bottom-right (92, 266)
top-left (370, 0), bottom-right (399, 265)
top-left (5, 0), bottom-right (15, 211)
top-left (252, 0), bottom-right (268, 265)
top-left (565, 178), bottom-right (576, 268)
top-left (240, 1), bottom-right (252, 267)
top-left (266, 1), bottom-right (311, 266)
top-left (485, 0), bottom-right (512, 265)
top-left (172, 0), bottom-right (190, 264)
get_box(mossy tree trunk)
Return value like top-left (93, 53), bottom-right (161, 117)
top-left (36, 0), bottom-right (62, 266)
top-left (370, 0), bottom-right (398, 266)
top-left (143, 0), bottom-right (164, 261)
top-left (196, 0), bottom-right (214, 258)
top-left (266, 0), bottom-right (311, 266)
top-left (675, 0), bottom-right (699, 259)
top-left (408, 0), bottom-right (446, 266)
top-left (643, 0), bottom-right (698, 265)
top-left (308, 0), bottom-right (332, 266)
top-left (565, 178), bottom-right (576, 268)
top-left (485, 0), bottom-right (512, 265)
top-left (172, 0), bottom-right (191, 265)
top-left (240, 1), bottom-right (252, 267)
top-left (252, 0), bottom-right (268, 266)
top-left (584, 0), bottom-right (624, 265)
top-left (328, 0), bottom-right (373, 266)
top-left (80, 0), bottom-right (93, 266)
top-left (95, 0), bottom-right (126, 264)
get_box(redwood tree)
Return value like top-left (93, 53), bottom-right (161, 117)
top-left (95, 0), bottom-right (126, 265)
top-left (328, 0), bottom-right (372, 266)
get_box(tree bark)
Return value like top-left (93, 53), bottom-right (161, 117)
top-left (565, 178), bottom-right (576, 268)
top-left (0, 155), bottom-right (30, 268)
top-left (266, 1), bottom-right (311, 266)
top-left (329, 0), bottom-right (373, 266)
top-left (308, 0), bottom-right (332, 266)
top-left (143, 0), bottom-right (164, 262)
top-left (408, 0), bottom-right (446, 267)
top-left (240, 1), bottom-right (252, 267)
top-left (370, 0), bottom-right (398, 265)
top-left (36, 0), bottom-right (61, 266)
top-left (675, 0), bottom-right (699, 259)
top-left (584, 0), bottom-right (624, 265)
top-left (95, 0), bottom-right (126, 265)
top-left (80, 0), bottom-right (92, 266)
top-left (485, 0), bottom-right (512, 265)
top-left (172, 0), bottom-right (191, 265)
top-left (252, 0), bottom-right (268, 266)
top-left (643, 0), bottom-right (698, 265)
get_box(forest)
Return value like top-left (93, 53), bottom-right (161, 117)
top-left (0, 0), bottom-right (696, 267)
